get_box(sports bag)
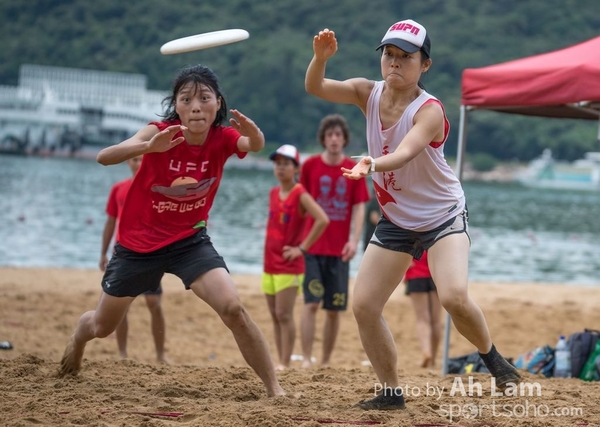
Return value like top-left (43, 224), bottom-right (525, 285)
top-left (567, 329), bottom-right (600, 379)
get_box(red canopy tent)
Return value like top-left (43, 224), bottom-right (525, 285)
top-left (454, 35), bottom-right (600, 181)
top-left (442, 35), bottom-right (600, 375)
top-left (461, 35), bottom-right (600, 120)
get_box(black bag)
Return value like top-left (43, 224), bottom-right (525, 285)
top-left (447, 351), bottom-right (490, 375)
top-left (566, 329), bottom-right (600, 378)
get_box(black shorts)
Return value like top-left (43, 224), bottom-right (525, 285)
top-left (102, 228), bottom-right (228, 297)
top-left (302, 254), bottom-right (348, 311)
top-left (143, 283), bottom-right (163, 296)
top-left (405, 278), bottom-right (437, 295)
top-left (370, 210), bottom-right (470, 260)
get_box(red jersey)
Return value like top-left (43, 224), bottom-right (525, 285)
top-left (405, 251), bottom-right (431, 280)
top-left (300, 155), bottom-right (370, 256)
top-left (118, 120), bottom-right (245, 253)
top-left (105, 177), bottom-right (133, 242)
top-left (263, 183), bottom-right (307, 274)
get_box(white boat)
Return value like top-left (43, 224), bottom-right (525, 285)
top-left (517, 148), bottom-right (600, 191)
top-left (0, 64), bottom-right (165, 158)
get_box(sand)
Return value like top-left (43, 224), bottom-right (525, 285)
top-left (1, 267), bottom-right (599, 426)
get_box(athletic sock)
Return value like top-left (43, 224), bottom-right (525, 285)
top-left (479, 344), bottom-right (521, 389)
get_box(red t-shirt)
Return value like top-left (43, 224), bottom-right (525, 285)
top-left (300, 155), bottom-right (370, 256)
top-left (405, 251), bottom-right (431, 280)
top-left (263, 183), bottom-right (307, 274)
top-left (105, 177), bottom-right (133, 242)
top-left (118, 120), bottom-right (245, 253)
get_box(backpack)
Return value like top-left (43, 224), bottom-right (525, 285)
top-left (566, 329), bottom-right (600, 379)
top-left (513, 345), bottom-right (555, 378)
top-left (447, 351), bottom-right (490, 375)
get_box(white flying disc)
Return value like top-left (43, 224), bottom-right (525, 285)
top-left (160, 29), bottom-right (249, 55)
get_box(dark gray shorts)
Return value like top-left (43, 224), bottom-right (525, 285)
top-left (405, 278), bottom-right (437, 295)
top-left (302, 254), bottom-right (349, 311)
top-left (369, 210), bottom-right (470, 261)
top-left (102, 228), bottom-right (228, 297)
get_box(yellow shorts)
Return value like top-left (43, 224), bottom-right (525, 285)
top-left (261, 273), bottom-right (304, 296)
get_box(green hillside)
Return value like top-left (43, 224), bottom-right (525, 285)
top-left (1, 0), bottom-right (598, 160)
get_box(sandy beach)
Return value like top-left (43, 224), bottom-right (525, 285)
top-left (1, 267), bottom-right (599, 426)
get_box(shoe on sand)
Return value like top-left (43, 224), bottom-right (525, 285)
top-left (354, 393), bottom-right (406, 410)
top-left (480, 344), bottom-right (522, 390)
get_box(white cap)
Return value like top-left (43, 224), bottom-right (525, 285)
top-left (269, 144), bottom-right (300, 165)
top-left (376, 19), bottom-right (431, 57)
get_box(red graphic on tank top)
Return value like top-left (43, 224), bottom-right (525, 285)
top-left (373, 180), bottom-right (395, 206)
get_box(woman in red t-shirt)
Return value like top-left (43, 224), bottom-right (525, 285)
top-left (58, 64), bottom-right (284, 398)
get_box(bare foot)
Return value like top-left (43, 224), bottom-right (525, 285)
top-left (267, 385), bottom-right (286, 397)
top-left (275, 364), bottom-right (287, 371)
top-left (58, 336), bottom-right (85, 377)
top-left (420, 356), bottom-right (432, 368)
top-left (301, 359), bottom-right (312, 369)
top-left (157, 355), bottom-right (173, 365)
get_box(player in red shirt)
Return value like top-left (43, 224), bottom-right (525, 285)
top-left (100, 155), bottom-right (170, 363)
top-left (403, 251), bottom-right (443, 368)
top-left (262, 144), bottom-right (329, 370)
top-left (299, 114), bottom-right (370, 368)
top-left (59, 64), bottom-right (284, 398)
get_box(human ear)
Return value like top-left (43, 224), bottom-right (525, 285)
top-left (422, 58), bottom-right (432, 73)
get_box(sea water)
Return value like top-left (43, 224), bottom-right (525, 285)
top-left (0, 155), bottom-right (599, 285)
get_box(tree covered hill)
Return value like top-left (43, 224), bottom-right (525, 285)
top-left (1, 0), bottom-right (598, 160)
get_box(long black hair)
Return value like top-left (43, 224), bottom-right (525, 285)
top-left (161, 64), bottom-right (228, 126)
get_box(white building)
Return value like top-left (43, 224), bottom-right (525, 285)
top-left (0, 64), bottom-right (165, 157)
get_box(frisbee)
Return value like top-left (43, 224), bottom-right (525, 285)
top-left (160, 29), bottom-right (249, 55)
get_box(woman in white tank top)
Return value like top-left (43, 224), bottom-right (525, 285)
top-left (305, 19), bottom-right (520, 410)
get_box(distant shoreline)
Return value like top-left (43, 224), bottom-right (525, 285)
top-left (227, 154), bottom-right (528, 183)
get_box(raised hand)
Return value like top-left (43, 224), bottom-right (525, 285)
top-left (313, 29), bottom-right (338, 61)
top-left (147, 125), bottom-right (186, 153)
top-left (229, 109), bottom-right (262, 139)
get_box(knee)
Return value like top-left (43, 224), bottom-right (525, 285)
top-left (219, 299), bottom-right (246, 326)
top-left (352, 299), bottom-right (378, 323)
top-left (439, 290), bottom-right (469, 315)
top-left (94, 322), bottom-right (116, 339)
top-left (274, 309), bottom-right (293, 324)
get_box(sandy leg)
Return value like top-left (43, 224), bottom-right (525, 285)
top-left (58, 336), bottom-right (86, 377)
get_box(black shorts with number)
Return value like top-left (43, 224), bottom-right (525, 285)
top-left (102, 228), bottom-right (228, 297)
top-left (302, 254), bottom-right (349, 311)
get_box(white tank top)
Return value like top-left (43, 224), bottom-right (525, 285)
top-left (366, 80), bottom-right (465, 231)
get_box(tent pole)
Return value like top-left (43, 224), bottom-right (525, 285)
top-left (441, 105), bottom-right (469, 376)
top-left (455, 105), bottom-right (468, 181)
